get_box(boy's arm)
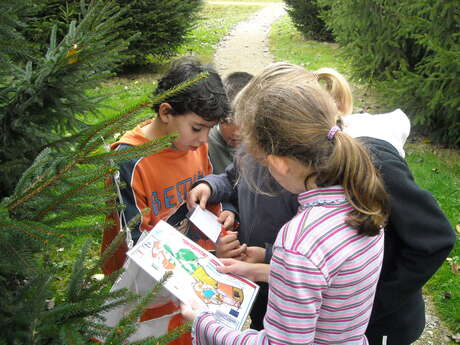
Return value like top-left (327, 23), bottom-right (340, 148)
top-left (115, 147), bottom-right (152, 243)
top-left (363, 138), bottom-right (456, 319)
top-left (196, 162), bottom-right (239, 205)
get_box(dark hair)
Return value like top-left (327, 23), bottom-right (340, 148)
top-left (153, 57), bottom-right (230, 122)
top-left (224, 71), bottom-right (253, 103)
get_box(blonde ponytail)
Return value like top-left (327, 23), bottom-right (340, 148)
top-left (316, 68), bottom-right (353, 116)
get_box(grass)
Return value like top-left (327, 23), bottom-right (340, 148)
top-left (405, 142), bottom-right (460, 333)
top-left (269, 16), bottom-right (388, 114)
top-left (206, 0), bottom-right (281, 2)
top-left (270, 15), bottom-right (460, 335)
top-left (176, 3), bottom-right (264, 63)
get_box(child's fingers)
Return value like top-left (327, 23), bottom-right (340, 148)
top-left (227, 243), bottom-right (247, 258)
top-left (218, 211), bottom-right (236, 229)
top-left (219, 258), bottom-right (238, 266)
top-left (186, 183), bottom-right (211, 210)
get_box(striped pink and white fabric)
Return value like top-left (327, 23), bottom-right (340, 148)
top-left (192, 186), bottom-right (384, 345)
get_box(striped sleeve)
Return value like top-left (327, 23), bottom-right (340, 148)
top-left (265, 248), bottom-right (326, 344)
top-left (193, 312), bottom-right (268, 345)
top-left (192, 249), bottom-right (326, 345)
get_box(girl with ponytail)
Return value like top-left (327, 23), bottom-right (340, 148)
top-left (182, 63), bottom-right (391, 345)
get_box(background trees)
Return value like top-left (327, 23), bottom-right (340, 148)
top-left (285, 0), bottom-right (460, 147)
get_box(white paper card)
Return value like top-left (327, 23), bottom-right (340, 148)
top-left (188, 206), bottom-right (222, 243)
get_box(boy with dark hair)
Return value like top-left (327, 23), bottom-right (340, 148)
top-left (101, 57), bottom-right (230, 344)
top-left (208, 71), bottom-right (253, 173)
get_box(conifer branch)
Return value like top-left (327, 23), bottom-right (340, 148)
top-left (32, 166), bottom-right (115, 221)
top-left (6, 160), bottom-right (78, 211)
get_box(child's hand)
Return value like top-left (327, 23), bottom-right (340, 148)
top-left (186, 183), bottom-right (211, 210)
top-left (180, 300), bottom-right (206, 322)
top-left (241, 246), bottom-right (266, 263)
top-left (216, 231), bottom-right (247, 259)
top-left (217, 259), bottom-right (270, 282)
top-left (218, 210), bottom-right (236, 230)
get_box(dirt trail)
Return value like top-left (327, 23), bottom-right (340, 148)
top-left (210, 2), bottom-right (454, 344)
top-left (212, 2), bottom-right (286, 77)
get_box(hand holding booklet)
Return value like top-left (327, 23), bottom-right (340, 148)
top-left (127, 219), bottom-right (259, 330)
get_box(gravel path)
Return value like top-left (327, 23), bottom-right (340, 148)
top-left (210, 2), bottom-right (455, 344)
top-left (212, 2), bottom-right (286, 76)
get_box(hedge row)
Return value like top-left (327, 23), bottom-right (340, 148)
top-left (283, 0), bottom-right (332, 42)
top-left (22, 0), bottom-right (203, 71)
top-left (285, 0), bottom-right (460, 146)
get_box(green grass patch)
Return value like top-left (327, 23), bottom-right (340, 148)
top-left (177, 3), bottom-right (263, 63)
top-left (84, 78), bottom-right (157, 123)
top-left (269, 16), bottom-right (350, 74)
top-left (206, 0), bottom-right (281, 2)
top-left (406, 142), bottom-right (460, 333)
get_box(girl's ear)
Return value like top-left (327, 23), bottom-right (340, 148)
top-left (266, 154), bottom-right (290, 176)
top-left (158, 103), bottom-right (173, 123)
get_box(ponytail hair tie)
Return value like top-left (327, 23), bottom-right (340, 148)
top-left (327, 125), bottom-right (341, 141)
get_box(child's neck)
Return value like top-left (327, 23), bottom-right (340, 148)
top-left (141, 119), bottom-right (167, 141)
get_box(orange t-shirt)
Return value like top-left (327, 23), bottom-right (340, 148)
top-left (102, 120), bottom-right (218, 274)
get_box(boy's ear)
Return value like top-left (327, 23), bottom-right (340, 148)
top-left (158, 103), bottom-right (173, 123)
top-left (266, 155), bottom-right (290, 176)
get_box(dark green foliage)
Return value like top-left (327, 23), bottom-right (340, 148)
top-left (19, 0), bottom-right (204, 70)
top-left (115, 0), bottom-right (204, 69)
top-left (0, 94), bottom-right (178, 343)
top-left (0, 0), bottom-right (198, 343)
top-left (0, 0), bottom-right (36, 69)
top-left (318, 0), bottom-right (460, 146)
top-left (0, 0), bottom-right (131, 198)
top-left (283, 0), bottom-right (333, 42)
top-left (20, 0), bottom-right (82, 54)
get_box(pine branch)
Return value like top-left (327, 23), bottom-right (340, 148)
top-left (32, 165), bottom-right (116, 221)
top-left (82, 136), bottom-right (176, 164)
top-left (103, 272), bottom-right (173, 344)
top-left (6, 159), bottom-right (78, 211)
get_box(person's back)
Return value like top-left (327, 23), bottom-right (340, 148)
top-left (358, 136), bottom-right (455, 345)
top-left (208, 71), bottom-right (253, 174)
top-left (101, 57), bottom-right (230, 344)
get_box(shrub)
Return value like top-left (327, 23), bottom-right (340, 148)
top-left (318, 0), bottom-right (460, 146)
top-left (115, 0), bottom-right (203, 69)
top-left (0, 0), bottom-right (131, 197)
top-left (283, 0), bottom-right (333, 42)
top-left (20, 0), bottom-right (204, 71)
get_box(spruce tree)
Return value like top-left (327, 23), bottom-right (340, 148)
top-left (0, 0), bottom-right (133, 198)
top-left (0, 0), bottom-right (205, 343)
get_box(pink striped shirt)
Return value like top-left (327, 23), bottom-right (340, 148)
top-left (192, 186), bottom-right (384, 345)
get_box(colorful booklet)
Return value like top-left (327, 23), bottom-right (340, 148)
top-left (127, 220), bottom-right (259, 330)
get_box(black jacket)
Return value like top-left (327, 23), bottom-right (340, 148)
top-left (202, 154), bottom-right (298, 263)
top-left (361, 137), bottom-right (455, 344)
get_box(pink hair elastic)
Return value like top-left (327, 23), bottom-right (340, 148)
top-left (327, 125), bottom-right (341, 141)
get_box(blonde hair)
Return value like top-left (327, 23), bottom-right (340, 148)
top-left (235, 62), bottom-right (388, 236)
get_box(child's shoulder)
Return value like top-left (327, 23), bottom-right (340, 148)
top-left (343, 109), bottom-right (410, 158)
top-left (280, 205), bottom-right (349, 251)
